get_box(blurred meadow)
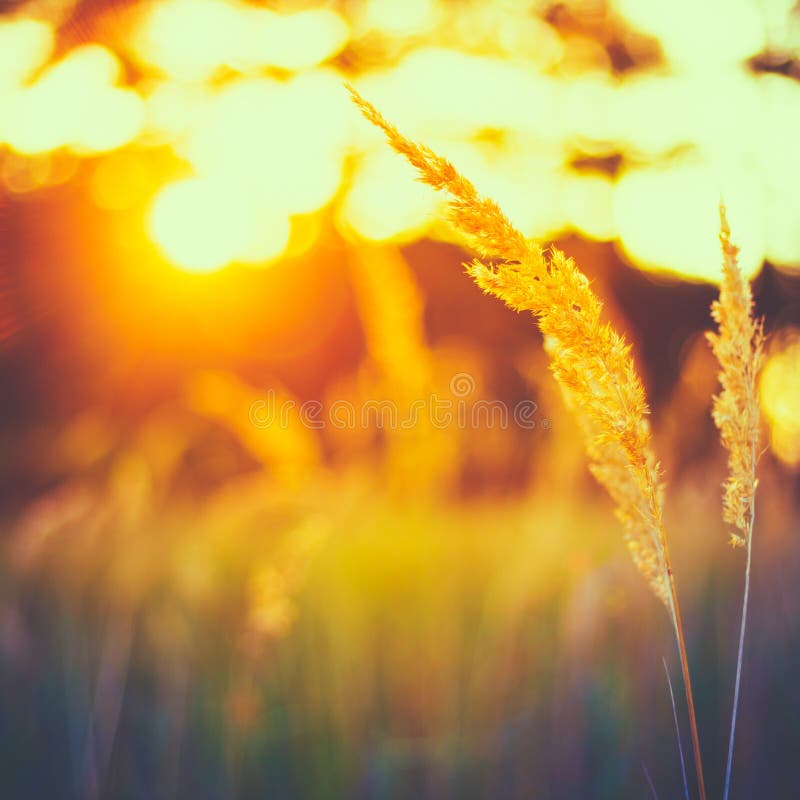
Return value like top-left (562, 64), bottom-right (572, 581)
top-left (0, 0), bottom-right (799, 798)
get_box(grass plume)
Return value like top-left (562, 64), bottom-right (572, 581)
top-left (708, 203), bottom-right (764, 800)
top-left (348, 84), bottom-right (707, 800)
top-left (708, 204), bottom-right (764, 549)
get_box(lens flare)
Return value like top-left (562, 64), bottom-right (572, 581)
top-left (149, 176), bottom-right (250, 272)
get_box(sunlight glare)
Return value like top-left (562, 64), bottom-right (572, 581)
top-left (149, 176), bottom-right (290, 272)
top-left (181, 73), bottom-right (348, 216)
top-left (149, 176), bottom-right (251, 272)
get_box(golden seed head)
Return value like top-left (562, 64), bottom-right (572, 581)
top-left (708, 203), bottom-right (764, 548)
top-left (349, 85), bottom-right (672, 606)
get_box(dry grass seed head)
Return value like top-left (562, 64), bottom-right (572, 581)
top-left (707, 204), bottom-right (764, 548)
top-left (349, 86), bottom-right (670, 605)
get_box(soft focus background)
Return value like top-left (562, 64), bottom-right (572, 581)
top-left (0, 0), bottom-right (799, 798)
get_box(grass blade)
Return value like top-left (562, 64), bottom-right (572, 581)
top-left (724, 523), bottom-right (754, 800)
top-left (642, 762), bottom-right (659, 800)
top-left (663, 657), bottom-right (690, 800)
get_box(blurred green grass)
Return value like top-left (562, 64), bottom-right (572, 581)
top-left (1, 438), bottom-right (798, 799)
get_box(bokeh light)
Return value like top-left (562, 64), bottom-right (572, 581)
top-left (0, 0), bottom-right (798, 279)
top-left (760, 329), bottom-right (800, 469)
top-left (134, 0), bottom-right (349, 79)
top-left (2, 44), bottom-right (144, 155)
top-left (0, 17), bottom-right (53, 88)
top-left (148, 175), bottom-right (290, 271)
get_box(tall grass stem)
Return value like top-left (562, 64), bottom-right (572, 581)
top-left (723, 501), bottom-right (755, 800)
top-left (662, 657), bottom-right (690, 800)
top-left (642, 762), bottom-right (659, 800)
top-left (666, 569), bottom-right (707, 800)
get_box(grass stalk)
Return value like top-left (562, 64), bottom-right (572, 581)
top-left (662, 657), bottom-right (690, 800)
top-left (707, 204), bottom-right (763, 800)
top-left (665, 567), bottom-right (707, 800)
top-left (723, 499), bottom-right (755, 800)
top-left (348, 84), bottom-right (709, 800)
top-left (642, 762), bottom-right (659, 800)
